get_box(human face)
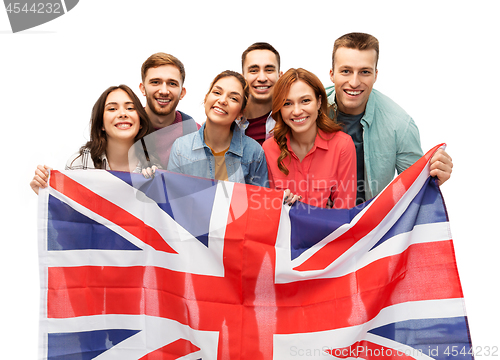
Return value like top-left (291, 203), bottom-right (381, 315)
top-left (139, 64), bottom-right (186, 116)
top-left (205, 76), bottom-right (244, 127)
top-left (330, 47), bottom-right (378, 115)
top-left (102, 89), bottom-right (141, 143)
top-left (280, 80), bottom-right (321, 139)
top-left (242, 50), bottom-right (280, 104)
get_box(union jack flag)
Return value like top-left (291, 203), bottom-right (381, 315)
top-left (38, 144), bottom-right (473, 359)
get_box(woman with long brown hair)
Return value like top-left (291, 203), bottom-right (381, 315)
top-left (30, 85), bottom-right (155, 194)
top-left (262, 68), bottom-right (356, 208)
top-left (168, 70), bottom-right (268, 187)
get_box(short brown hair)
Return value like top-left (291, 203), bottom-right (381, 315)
top-left (332, 32), bottom-right (379, 70)
top-left (241, 42), bottom-right (280, 71)
top-left (141, 52), bottom-right (186, 84)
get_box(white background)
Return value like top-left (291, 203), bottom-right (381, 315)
top-left (1, 0), bottom-right (498, 357)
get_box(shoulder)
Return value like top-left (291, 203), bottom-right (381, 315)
top-left (242, 133), bottom-right (265, 158)
top-left (368, 89), bottom-right (412, 121)
top-left (262, 136), bottom-right (278, 152)
top-left (178, 110), bottom-right (201, 129)
top-left (65, 148), bottom-right (91, 170)
top-left (171, 130), bottom-right (198, 151)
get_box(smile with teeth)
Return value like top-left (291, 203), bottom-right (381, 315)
top-left (212, 106), bottom-right (227, 115)
top-left (291, 117), bottom-right (307, 123)
top-left (345, 90), bottom-right (362, 96)
top-left (156, 98), bottom-right (171, 105)
top-left (115, 123), bottom-right (133, 129)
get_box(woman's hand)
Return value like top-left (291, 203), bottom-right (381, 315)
top-left (283, 189), bottom-right (302, 206)
top-left (142, 165), bottom-right (158, 179)
top-left (30, 165), bottom-right (52, 195)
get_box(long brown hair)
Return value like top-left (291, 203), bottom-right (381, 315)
top-left (272, 68), bottom-right (342, 175)
top-left (80, 85), bottom-right (151, 169)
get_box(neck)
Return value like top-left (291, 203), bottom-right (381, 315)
top-left (243, 98), bottom-right (272, 119)
top-left (105, 138), bottom-right (138, 172)
top-left (204, 121), bottom-right (233, 153)
top-left (146, 106), bottom-right (177, 129)
top-left (289, 126), bottom-right (317, 162)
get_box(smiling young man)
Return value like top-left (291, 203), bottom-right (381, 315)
top-left (238, 42), bottom-right (282, 145)
top-left (138, 52), bottom-right (199, 168)
top-left (326, 32), bottom-right (453, 204)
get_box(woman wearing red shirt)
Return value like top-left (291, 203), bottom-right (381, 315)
top-left (262, 68), bottom-right (356, 209)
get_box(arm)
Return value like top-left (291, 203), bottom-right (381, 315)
top-left (30, 165), bottom-right (52, 195)
top-left (249, 149), bottom-right (270, 188)
top-left (395, 116), bottom-right (424, 174)
top-left (166, 139), bottom-right (184, 174)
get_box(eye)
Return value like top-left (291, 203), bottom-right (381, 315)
top-left (169, 82), bottom-right (178, 86)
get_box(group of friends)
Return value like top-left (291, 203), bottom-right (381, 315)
top-left (30, 32), bottom-right (453, 209)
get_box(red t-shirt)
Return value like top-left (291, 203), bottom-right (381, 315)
top-left (245, 113), bottom-right (269, 145)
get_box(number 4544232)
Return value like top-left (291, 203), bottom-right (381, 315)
top-left (444, 346), bottom-right (498, 357)
top-left (5, 3), bottom-right (61, 14)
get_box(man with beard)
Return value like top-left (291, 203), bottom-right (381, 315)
top-left (139, 52), bottom-right (200, 168)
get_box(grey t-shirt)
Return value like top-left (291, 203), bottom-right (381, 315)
top-left (337, 111), bottom-right (365, 204)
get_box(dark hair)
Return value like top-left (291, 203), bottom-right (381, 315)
top-left (272, 68), bottom-right (342, 175)
top-left (332, 32), bottom-right (379, 70)
top-left (241, 42), bottom-right (281, 71)
top-left (206, 70), bottom-right (249, 114)
top-left (79, 85), bottom-right (151, 169)
top-left (141, 52), bottom-right (186, 84)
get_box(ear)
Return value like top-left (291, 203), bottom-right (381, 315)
top-left (317, 95), bottom-right (322, 110)
top-left (139, 83), bottom-right (146, 96)
top-left (329, 69), bottom-right (334, 83)
top-left (180, 87), bottom-right (187, 100)
top-left (374, 69), bottom-right (378, 83)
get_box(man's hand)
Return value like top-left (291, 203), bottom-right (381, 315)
top-left (430, 149), bottom-right (453, 186)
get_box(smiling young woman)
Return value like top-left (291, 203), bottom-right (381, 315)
top-left (167, 70), bottom-right (268, 187)
top-left (30, 85), bottom-right (157, 194)
top-left (262, 68), bottom-right (357, 209)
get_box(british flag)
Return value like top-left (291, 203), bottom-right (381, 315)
top-left (37, 144), bottom-right (473, 359)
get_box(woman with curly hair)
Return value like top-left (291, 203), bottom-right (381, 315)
top-left (262, 68), bottom-right (356, 208)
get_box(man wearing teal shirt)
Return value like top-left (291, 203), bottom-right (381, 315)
top-left (326, 32), bottom-right (453, 203)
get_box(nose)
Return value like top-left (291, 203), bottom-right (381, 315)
top-left (349, 73), bottom-right (360, 88)
top-left (159, 82), bottom-right (169, 95)
top-left (118, 106), bottom-right (128, 118)
top-left (292, 103), bottom-right (302, 116)
top-left (257, 69), bottom-right (267, 82)
top-left (218, 95), bottom-right (228, 105)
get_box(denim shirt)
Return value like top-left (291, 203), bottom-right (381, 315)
top-left (167, 123), bottom-right (269, 187)
top-left (326, 86), bottom-right (423, 199)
